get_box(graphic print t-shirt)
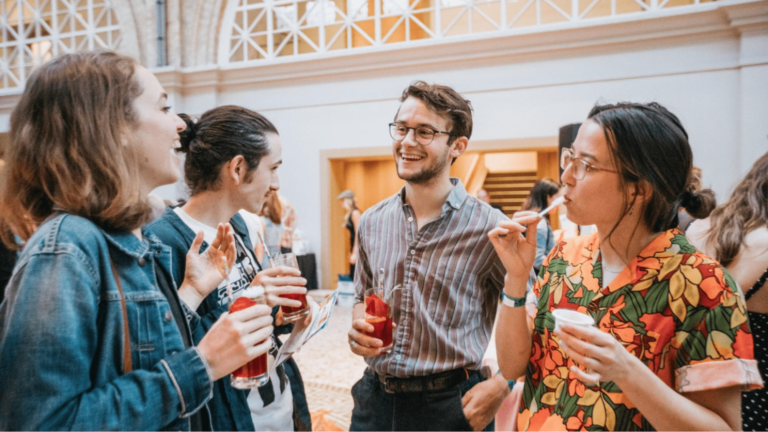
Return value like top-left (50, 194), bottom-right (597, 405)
top-left (174, 208), bottom-right (295, 431)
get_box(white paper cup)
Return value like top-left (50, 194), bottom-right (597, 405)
top-left (552, 308), bottom-right (595, 334)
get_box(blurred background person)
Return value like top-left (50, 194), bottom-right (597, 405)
top-left (279, 193), bottom-right (298, 253)
top-left (520, 178), bottom-right (562, 274)
top-left (337, 189), bottom-right (361, 278)
top-left (687, 151), bottom-right (768, 431)
top-left (261, 191), bottom-right (285, 263)
top-left (477, 188), bottom-right (503, 212)
top-left (677, 167), bottom-right (714, 233)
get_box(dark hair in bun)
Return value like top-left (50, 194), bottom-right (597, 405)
top-left (176, 106), bottom-right (277, 195)
top-left (587, 101), bottom-right (716, 236)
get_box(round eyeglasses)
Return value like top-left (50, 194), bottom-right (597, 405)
top-left (560, 148), bottom-right (618, 180)
top-left (389, 122), bottom-right (452, 146)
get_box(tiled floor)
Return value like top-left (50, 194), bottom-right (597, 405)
top-left (291, 304), bottom-right (366, 430)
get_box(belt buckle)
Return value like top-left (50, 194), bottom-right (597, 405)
top-left (383, 377), bottom-right (396, 394)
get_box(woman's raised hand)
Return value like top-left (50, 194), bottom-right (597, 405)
top-left (253, 265), bottom-right (308, 309)
top-left (488, 211), bottom-right (540, 280)
top-left (179, 224), bottom-right (236, 310)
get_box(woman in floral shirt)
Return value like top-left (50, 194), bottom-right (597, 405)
top-left (490, 102), bottom-right (763, 431)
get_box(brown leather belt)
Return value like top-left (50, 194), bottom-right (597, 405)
top-left (374, 368), bottom-right (471, 394)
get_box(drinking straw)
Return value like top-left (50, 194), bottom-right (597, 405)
top-left (538, 196), bottom-right (565, 218)
top-left (256, 231), bottom-right (275, 267)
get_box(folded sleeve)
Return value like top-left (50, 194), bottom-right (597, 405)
top-left (674, 266), bottom-right (764, 393)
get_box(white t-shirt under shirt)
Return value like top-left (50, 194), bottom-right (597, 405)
top-left (174, 208), bottom-right (295, 431)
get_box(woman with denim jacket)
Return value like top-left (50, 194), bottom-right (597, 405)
top-left (0, 52), bottom-right (276, 430)
top-left (147, 106), bottom-right (312, 431)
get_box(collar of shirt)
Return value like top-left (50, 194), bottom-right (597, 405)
top-left (397, 177), bottom-right (468, 213)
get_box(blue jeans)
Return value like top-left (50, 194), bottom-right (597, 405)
top-left (350, 369), bottom-right (495, 431)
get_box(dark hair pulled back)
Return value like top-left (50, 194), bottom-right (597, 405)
top-left (177, 105), bottom-right (277, 195)
top-left (587, 102), bottom-right (716, 234)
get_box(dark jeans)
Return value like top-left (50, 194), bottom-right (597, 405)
top-left (350, 369), bottom-right (495, 431)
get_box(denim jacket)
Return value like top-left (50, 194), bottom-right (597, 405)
top-left (147, 207), bottom-right (312, 431)
top-left (0, 214), bottom-right (213, 430)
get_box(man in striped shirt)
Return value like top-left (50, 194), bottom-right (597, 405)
top-left (347, 81), bottom-right (511, 431)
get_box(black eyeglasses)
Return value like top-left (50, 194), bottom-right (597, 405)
top-left (389, 122), bottom-right (452, 146)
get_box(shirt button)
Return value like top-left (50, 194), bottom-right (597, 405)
top-left (407, 217), bottom-right (413, 222)
top-left (396, 354), bottom-right (402, 360)
top-left (410, 250), bottom-right (415, 255)
top-left (138, 257), bottom-right (146, 267)
top-left (165, 312), bottom-right (173, 322)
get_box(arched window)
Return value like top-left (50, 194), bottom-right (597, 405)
top-left (0, 0), bottom-right (121, 90)
top-left (219, 0), bottom-right (712, 65)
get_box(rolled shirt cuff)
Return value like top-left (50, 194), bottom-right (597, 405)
top-left (675, 358), bottom-right (764, 393)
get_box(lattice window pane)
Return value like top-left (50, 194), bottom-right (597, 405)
top-left (224, 0), bottom-right (709, 64)
top-left (0, 0), bottom-right (121, 91)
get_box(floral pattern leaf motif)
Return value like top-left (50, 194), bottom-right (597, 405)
top-left (519, 229), bottom-right (759, 432)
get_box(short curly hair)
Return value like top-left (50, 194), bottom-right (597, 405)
top-left (398, 81), bottom-right (473, 143)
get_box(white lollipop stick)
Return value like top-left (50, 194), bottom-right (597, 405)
top-left (538, 196), bottom-right (565, 218)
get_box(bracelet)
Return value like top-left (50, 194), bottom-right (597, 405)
top-left (497, 370), bottom-right (516, 391)
top-left (501, 291), bottom-right (526, 308)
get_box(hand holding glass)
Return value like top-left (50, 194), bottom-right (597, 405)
top-left (272, 253), bottom-right (310, 322)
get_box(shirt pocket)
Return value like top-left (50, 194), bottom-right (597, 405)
top-left (123, 290), bottom-right (174, 370)
top-left (427, 266), bottom-right (482, 329)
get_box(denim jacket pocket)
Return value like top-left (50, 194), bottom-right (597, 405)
top-left (116, 290), bottom-right (172, 370)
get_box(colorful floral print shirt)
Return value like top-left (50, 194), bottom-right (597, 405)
top-left (518, 229), bottom-right (764, 431)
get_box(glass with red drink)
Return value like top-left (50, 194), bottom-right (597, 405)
top-left (272, 253), bottom-right (309, 323)
top-left (364, 287), bottom-right (400, 354)
top-left (229, 285), bottom-right (270, 389)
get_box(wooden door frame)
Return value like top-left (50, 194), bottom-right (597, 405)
top-left (319, 136), bottom-right (558, 289)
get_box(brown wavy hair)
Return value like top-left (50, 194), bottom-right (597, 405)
top-left (706, 152), bottom-right (768, 266)
top-left (0, 51), bottom-right (148, 247)
top-left (262, 192), bottom-right (282, 225)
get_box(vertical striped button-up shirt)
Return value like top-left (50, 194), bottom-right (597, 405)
top-left (354, 178), bottom-right (507, 378)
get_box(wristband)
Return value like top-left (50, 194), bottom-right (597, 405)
top-left (501, 291), bottom-right (526, 308)
top-left (497, 370), bottom-right (516, 391)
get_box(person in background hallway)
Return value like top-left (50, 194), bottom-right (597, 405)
top-left (147, 106), bottom-right (312, 431)
top-left (347, 81), bottom-right (512, 431)
top-left (279, 193), bottom-right (298, 253)
top-left (520, 178), bottom-right (562, 274)
top-left (677, 167), bottom-right (711, 232)
top-left (477, 188), bottom-right (503, 212)
top-left (687, 151), bottom-right (768, 431)
top-left (0, 51), bottom-right (276, 430)
top-left (338, 189), bottom-right (361, 278)
top-left (491, 102), bottom-right (762, 431)
top-left (261, 192), bottom-right (285, 263)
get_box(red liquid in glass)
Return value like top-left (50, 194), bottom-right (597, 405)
top-left (365, 316), bottom-right (393, 347)
top-left (280, 293), bottom-right (308, 315)
top-left (230, 297), bottom-right (268, 379)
